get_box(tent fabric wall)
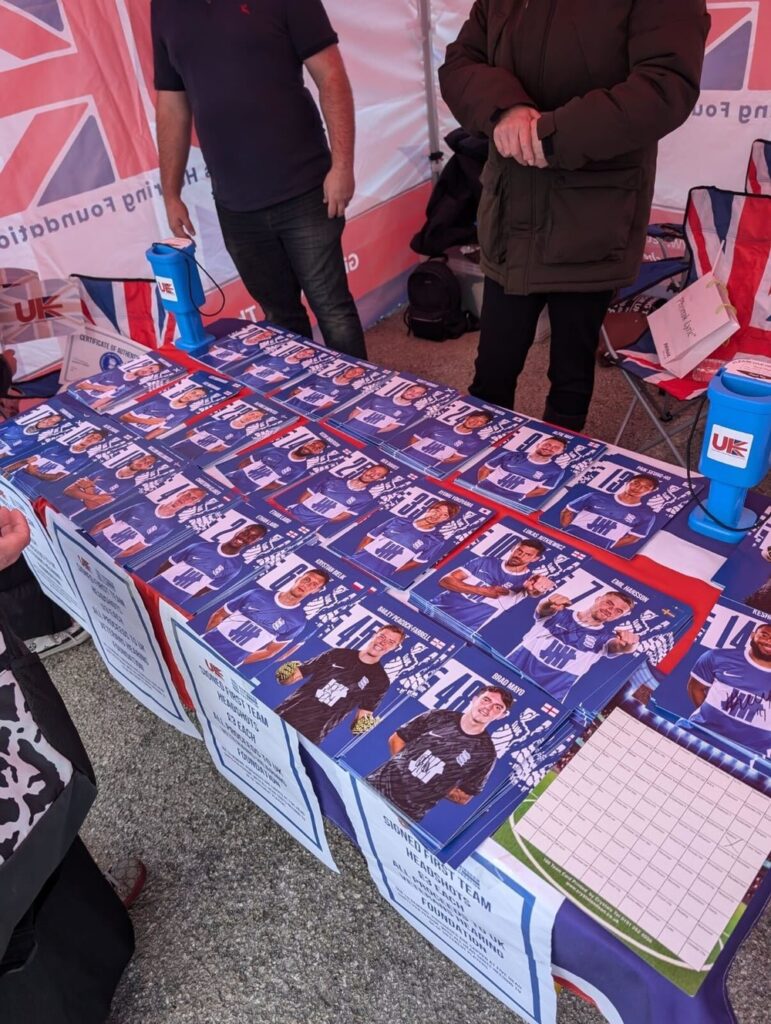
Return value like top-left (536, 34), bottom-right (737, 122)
top-left (428, 0), bottom-right (468, 152)
top-left (0, 0), bottom-right (433, 328)
top-left (0, 1), bottom-right (769, 327)
top-left (426, 1), bottom-right (771, 211)
top-left (655, 2), bottom-right (771, 209)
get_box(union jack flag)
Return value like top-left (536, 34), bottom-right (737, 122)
top-left (617, 185), bottom-right (771, 400)
top-left (703, 2), bottom-right (771, 90)
top-left (0, 0), bottom-right (156, 219)
top-left (0, 277), bottom-right (82, 343)
top-left (75, 275), bottom-right (178, 349)
top-left (747, 139), bottom-right (771, 196)
top-left (0, 268), bottom-right (37, 288)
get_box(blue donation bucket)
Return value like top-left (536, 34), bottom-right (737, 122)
top-left (689, 357), bottom-right (771, 543)
top-left (145, 238), bottom-right (214, 354)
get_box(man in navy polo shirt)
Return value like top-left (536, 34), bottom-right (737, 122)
top-left (151, 0), bottom-right (365, 358)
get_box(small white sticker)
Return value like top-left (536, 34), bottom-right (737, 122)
top-left (156, 276), bottom-right (178, 302)
top-left (708, 424), bottom-right (754, 468)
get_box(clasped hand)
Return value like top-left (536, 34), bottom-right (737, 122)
top-left (493, 106), bottom-right (548, 168)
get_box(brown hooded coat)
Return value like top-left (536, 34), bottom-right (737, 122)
top-left (439, 0), bottom-right (710, 293)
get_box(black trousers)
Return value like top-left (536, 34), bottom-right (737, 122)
top-left (0, 838), bottom-right (134, 1024)
top-left (216, 186), bottom-right (366, 359)
top-left (0, 557), bottom-right (70, 640)
top-left (470, 278), bottom-right (613, 430)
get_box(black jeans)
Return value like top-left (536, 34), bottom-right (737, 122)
top-left (216, 187), bottom-right (366, 359)
top-left (470, 278), bottom-right (613, 430)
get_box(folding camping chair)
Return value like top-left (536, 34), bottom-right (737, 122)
top-left (603, 184), bottom-right (771, 467)
top-left (747, 138), bottom-right (771, 196)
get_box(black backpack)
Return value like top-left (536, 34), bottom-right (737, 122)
top-left (404, 258), bottom-right (477, 342)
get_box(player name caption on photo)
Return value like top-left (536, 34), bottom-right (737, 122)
top-left (341, 776), bottom-right (561, 1024)
top-left (48, 511), bottom-right (199, 737)
top-left (166, 607), bottom-right (337, 871)
top-left (0, 475), bottom-right (87, 626)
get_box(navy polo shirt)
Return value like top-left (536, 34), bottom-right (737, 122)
top-left (151, 0), bottom-right (338, 211)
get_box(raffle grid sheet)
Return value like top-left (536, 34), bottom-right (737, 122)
top-left (511, 708), bottom-right (771, 987)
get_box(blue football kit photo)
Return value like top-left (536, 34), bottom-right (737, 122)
top-left (650, 598), bottom-right (771, 762)
top-left (342, 392), bottom-right (426, 438)
top-left (1, 445), bottom-right (89, 502)
top-left (237, 339), bottom-right (320, 390)
top-left (505, 607), bottom-right (622, 703)
top-left (403, 422), bottom-right (488, 463)
top-left (271, 357), bottom-right (383, 418)
top-left (561, 491), bottom-right (657, 549)
top-left (334, 485), bottom-right (493, 589)
top-left (0, 403), bottom-right (78, 458)
top-left (67, 354), bottom-right (184, 411)
top-left (87, 499), bottom-right (180, 562)
top-left (117, 394), bottom-right (188, 438)
top-left (150, 540), bottom-right (248, 606)
top-left (688, 647), bottom-right (771, 758)
top-left (228, 446), bottom-right (312, 494)
top-left (201, 588), bottom-right (311, 667)
top-left (212, 427), bottom-right (344, 499)
top-left (167, 396), bottom-right (293, 466)
top-left (351, 516), bottom-right (447, 578)
top-left (284, 475), bottom-right (381, 532)
top-left (429, 553), bottom-right (537, 635)
top-left (541, 453), bottom-right (692, 558)
top-left (475, 450), bottom-right (567, 502)
top-left (457, 419), bottom-right (606, 512)
top-left (195, 324), bottom-right (286, 372)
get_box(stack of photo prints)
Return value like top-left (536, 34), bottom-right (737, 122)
top-left (25, 317), bottom-right (771, 895)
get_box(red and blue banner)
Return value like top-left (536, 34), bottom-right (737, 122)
top-left (0, 0), bottom-right (431, 328)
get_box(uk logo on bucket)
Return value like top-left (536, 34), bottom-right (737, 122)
top-left (709, 424), bottom-right (754, 468)
top-left (156, 277), bottom-right (178, 303)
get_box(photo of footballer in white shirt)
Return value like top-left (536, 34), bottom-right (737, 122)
top-left (506, 590), bottom-right (639, 703)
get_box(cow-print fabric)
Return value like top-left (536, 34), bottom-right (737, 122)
top-left (0, 635), bottom-right (73, 863)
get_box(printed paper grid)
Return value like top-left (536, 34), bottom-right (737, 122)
top-left (516, 708), bottom-right (771, 970)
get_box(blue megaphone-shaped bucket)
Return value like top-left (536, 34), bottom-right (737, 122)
top-left (688, 357), bottom-right (771, 543)
top-left (145, 239), bottom-right (215, 354)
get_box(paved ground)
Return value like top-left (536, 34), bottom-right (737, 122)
top-left (47, 313), bottom-right (770, 1023)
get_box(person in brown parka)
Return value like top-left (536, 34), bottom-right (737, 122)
top-left (439, 0), bottom-right (710, 430)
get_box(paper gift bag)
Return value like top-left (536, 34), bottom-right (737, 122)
top-left (648, 272), bottom-right (739, 378)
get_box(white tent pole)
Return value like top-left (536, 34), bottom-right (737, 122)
top-left (418, 0), bottom-right (444, 181)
